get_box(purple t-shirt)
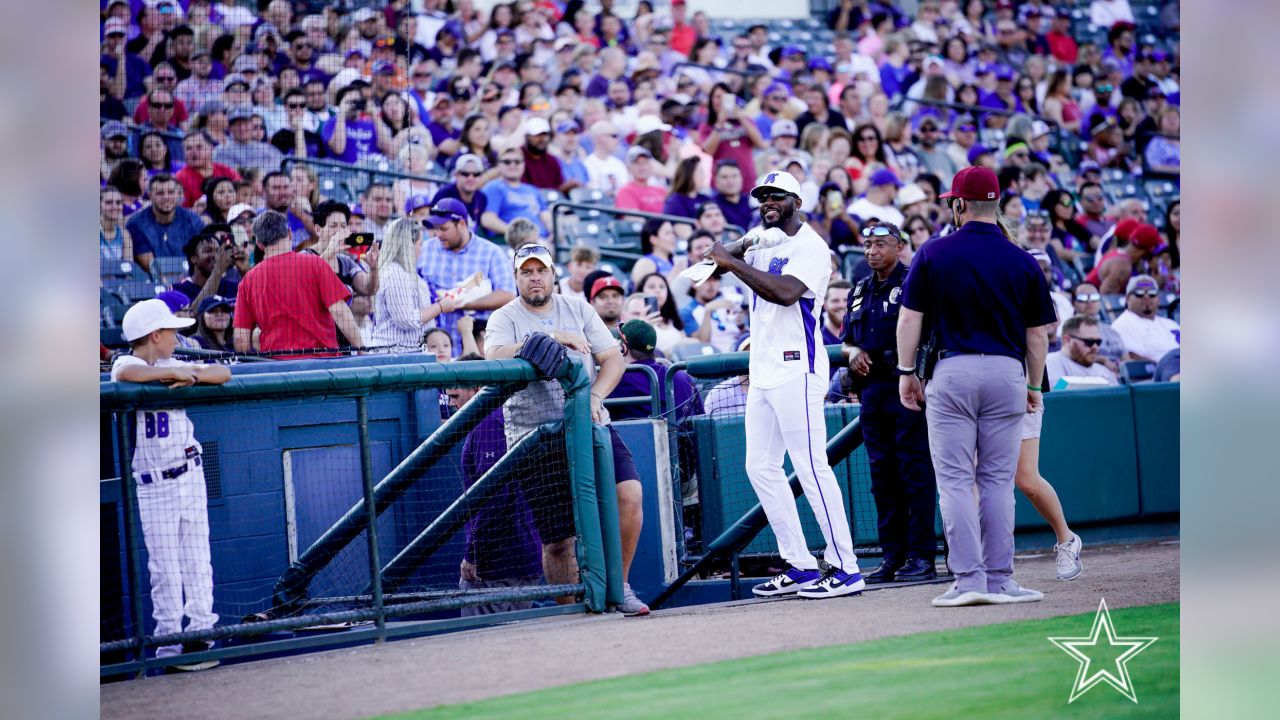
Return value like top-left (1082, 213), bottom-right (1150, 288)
top-left (461, 409), bottom-right (544, 580)
top-left (608, 359), bottom-right (704, 422)
top-left (321, 116), bottom-right (378, 163)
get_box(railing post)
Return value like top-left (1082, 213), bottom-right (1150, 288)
top-left (560, 359), bottom-right (607, 612)
top-left (356, 396), bottom-right (385, 643)
top-left (115, 410), bottom-right (149, 678)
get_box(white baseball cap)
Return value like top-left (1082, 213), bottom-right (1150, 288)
top-left (525, 117), bottom-right (551, 136)
top-left (897, 183), bottom-right (927, 207)
top-left (750, 170), bottom-right (803, 200)
top-left (122, 299), bottom-right (195, 342)
top-left (228, 203), bottom-right (256, 223)
top-left (633, 115), bottom-right (673, 135)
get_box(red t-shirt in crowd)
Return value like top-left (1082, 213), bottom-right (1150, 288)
top-left (234, 251), bottom-right (352, 358)
top-left (671, 22), bottom-right (697, 56)
top-left (615, 182), bottom-right (667, 214)
top-left (522, 147), bottom-right (565, 190)
top-left (174, 164), bottom-right (241, 208)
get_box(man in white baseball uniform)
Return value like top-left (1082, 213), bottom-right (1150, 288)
top-left (111, 299), bottom-right (231, 670)
top-left (706, 171), bottom-right (864, 599)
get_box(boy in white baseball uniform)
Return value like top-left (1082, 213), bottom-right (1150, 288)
top-left (111, 299), bottom-right (231, 670)
top-left (705, 171), bottom-right (864, 599)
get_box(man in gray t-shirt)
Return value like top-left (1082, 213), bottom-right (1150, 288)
top-left (486, 245), bottom-right (651, 615)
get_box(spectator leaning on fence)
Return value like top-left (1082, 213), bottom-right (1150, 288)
top-left (233, 210), bottom-right (364, 358)
top-left (485, 244), bottom-right (649, 616)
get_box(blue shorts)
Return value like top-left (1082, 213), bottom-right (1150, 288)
top-left (609, 426), bottom-right (639, 484)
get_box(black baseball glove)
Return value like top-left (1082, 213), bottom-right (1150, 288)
top-left (518, 331), bottom-right (568, 379)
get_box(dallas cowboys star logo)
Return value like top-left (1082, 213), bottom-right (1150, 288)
top-left (1048, 598), bottom-right (1159, 703)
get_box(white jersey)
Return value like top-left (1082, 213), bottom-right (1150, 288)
top-left (744, 223), bottom-right (832, 390)
top-left (111, 355), bottom-right (202, 473)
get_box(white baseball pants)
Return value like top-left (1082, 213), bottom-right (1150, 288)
top-left (744, 373), bottom-right (858, 573)
top-left (135, 463), bottom-right (218, 658)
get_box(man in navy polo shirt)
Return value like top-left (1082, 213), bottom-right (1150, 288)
top-left (895, 166), bottom-right (1056, 608)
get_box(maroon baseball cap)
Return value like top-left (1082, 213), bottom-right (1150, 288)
top-left (939, 166), bottom-right (1000, 201)
top-left (588, 275), bottom-right (624, 301)
top-left (1130, 223), bottom-right (1161, 251)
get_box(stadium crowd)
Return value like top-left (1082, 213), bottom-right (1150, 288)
top-left (101, 0), bottom-right (1180, 377)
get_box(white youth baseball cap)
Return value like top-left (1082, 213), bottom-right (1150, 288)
top-left (122, 298), bottom-right (195, 342)
top-left (750, 170), bottom-right (803, 200)
top-left (228, 203), bottom-right (256, 223)
top-left (633, 115), bottom-right (673, 135)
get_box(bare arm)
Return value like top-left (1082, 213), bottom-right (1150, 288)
top-left (702, 127), bottom-right (723, 155)
top-left (107, 47), bottom-right (127, 100)
top-left (1025, 323), bottom-right (1050, 411)
top-left (460, 289), bottom-right (515, 311)
top-left (707, 242), bottom-right (809, 306)
top-left (738, 113), bottom-right (768, 149)
top-left (480, 211), bottom-right (508, 236)
top-left (233, 328), bottom-right (253, 353)
top-left (457, 315), bottom-right (479, 356)
top-left (895, 307), bottom-right (924, 369)
top-left (327, 103), bottom-right (350, 156)
top-left (194, 364), bottom-right (232, 384)
top-left (115, 363), bottom-right (194, 384)
top-left (135, 251), bottom-right (155, 275)
top-left (590, 346), bottom-right (626, 423)
top-left (328, 300), bottom-right (364, 349)
top-left (1098, 258), bottom-right (1131, 295)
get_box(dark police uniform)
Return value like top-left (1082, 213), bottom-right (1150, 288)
top-left (842, 262), bottom-right (937, 581)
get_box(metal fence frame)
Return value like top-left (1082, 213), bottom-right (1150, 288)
top-left (100, 357), bottom-right (613, 677)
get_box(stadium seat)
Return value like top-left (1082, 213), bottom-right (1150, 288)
top-left (100, 288), bottom-right (127, 327)
top-left (610, 219), bottom-right (644, 249)
top-left (100, 326), bottom-right (127, 349)
top-left (152, 256), bottom-right (189, 286)
top-left (1101, 293), bottom-right (1126, 320)
top-left (1121, 360), bottom-right (1157, 384)
top-left (670, 343), bottom-right (718, 362)
top-left (841, 248), bottom-right (867, 281)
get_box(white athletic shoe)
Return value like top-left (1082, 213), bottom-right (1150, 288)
top-left (1054, 533), bottom-right (1084, 581)
top-left (752, 567), bottom-right (824, 597)
top-left (617, 583), bottom-right (650, 616)
top-left (986, 580), bottom-right (1044, 604)
top-left (798, 567), bottom-right (865, 599)
top-left (931, 586), bottom-right (996, 607)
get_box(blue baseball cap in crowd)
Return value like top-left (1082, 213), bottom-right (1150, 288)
top-left (101, 121), bottom-right (129, 140)
top-left (808, 57), bottom-right (833, 72)
top-left (764, 81), bottom-right (791, 98)
top-left (197, 295), bottom-right (235, 315)
top-left (556, 119), bottom-right (581, 134)
top-left (423, 198), bottom-right (469, 227)
top-left (780, 45), bottom-right (806, 58)
top-left (976, 63), bottom-right (996, 76)
top-left (869, 168), bottom-right (902, 187)
top-left (405, 194), bottom-right (433, 215)
top-left (995, 65), bottom-right (1015, 81)
top-left (350, 204), bottom-right (366, 218)
top-left (967, 144), bottom-right (993, 164)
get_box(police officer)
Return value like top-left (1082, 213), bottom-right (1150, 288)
top-left (841, 222), bottom-right (937, 583)
top-left (895, 166), bottom-right (1057, 608)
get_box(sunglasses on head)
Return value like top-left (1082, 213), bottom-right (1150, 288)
top-left (514, 244), bottom-right (551, 258)
top-left (1067, 335), bottom-right (1103, 347)
top-left (862, 226), bottom-right (902, 240)
top-left (1129, 288), bottom-right (1159, 298)
top-left (1075, 293), bottom-right (1101, 302)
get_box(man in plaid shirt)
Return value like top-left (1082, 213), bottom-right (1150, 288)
top-left (417, 198), bottom-right (517, 349)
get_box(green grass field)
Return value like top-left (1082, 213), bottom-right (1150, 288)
top-left (383, 603), bottom-right (1179, 720)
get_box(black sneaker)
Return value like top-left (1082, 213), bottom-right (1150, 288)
top-left (895, 557), bottom-right (938, 582)
top-left (168, 641), bottom-right (219, 672)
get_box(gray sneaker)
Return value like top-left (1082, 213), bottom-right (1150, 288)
top-left (987, 580), bottom-right (1044, 604)
top-left (931, 586), bottom-right (995, 607)
top-left (618, 583), bottom-right (650, 616)
top-left (1054, 533), bottom-right (1083, 581)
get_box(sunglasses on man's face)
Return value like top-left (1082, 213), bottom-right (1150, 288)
top-left (757, 191), bottom-right (792, 203)
top-left (286, 102), bottom-right (306, 109)
top-left (1130, 288), bottom-right (1160, 298)
top-left (500, 158), bottom-right (524, 166)
top-left (1075, 293), bottom-right (1101, 302)
top-left (1067, 335), bottom-right (1103, 347)
top-left (456, 170), bottom-right (481, 178)
top-left (151, 102), bottom-right (174, 109)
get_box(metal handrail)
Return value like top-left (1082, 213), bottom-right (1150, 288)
top-left (549, 199), bottom-right (746, 262)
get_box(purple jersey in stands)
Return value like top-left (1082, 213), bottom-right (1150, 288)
top-left (461, 409), bottom-right (543, 580)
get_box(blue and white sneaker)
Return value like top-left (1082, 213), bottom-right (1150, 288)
top-left (798, 566), bottom-right (865, 599)
top-left (752, 566), bottom-right (824, 597)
